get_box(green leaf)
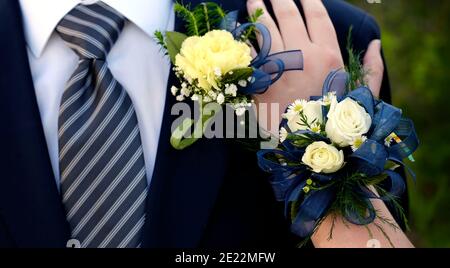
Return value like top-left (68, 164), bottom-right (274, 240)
top-left (170, 117), bottom-right (198, 150)
top-left (221, 67), bottom-right (253, 85)
top-left (170, 103), bottom-right (217, 150)
top-left (165, 31), bottom-right (188, 64)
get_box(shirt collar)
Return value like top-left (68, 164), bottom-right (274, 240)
top-left (19, 0), bottom-right (173, 58)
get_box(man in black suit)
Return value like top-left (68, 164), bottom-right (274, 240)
top-left (0, 0), bottom-right (409, 248)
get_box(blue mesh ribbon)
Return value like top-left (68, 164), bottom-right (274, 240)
top-left (220, 13), bottom-right (304, 94)
top-left (257, 70), bottom-right (419, 237)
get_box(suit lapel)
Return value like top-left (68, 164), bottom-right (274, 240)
top-left (141, 0), bottom-right (248, 248)
top-left (0, 0), bottom-right (71, 247)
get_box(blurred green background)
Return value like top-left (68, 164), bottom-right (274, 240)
top-left (346, 0), bottom-right (450, 247)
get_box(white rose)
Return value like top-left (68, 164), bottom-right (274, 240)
top-left (286, 100), bottom-right (323, 132)
top-left (325, 98), bottom-right (372, 147)
top-left (302, 141), bottom-right (344, 174)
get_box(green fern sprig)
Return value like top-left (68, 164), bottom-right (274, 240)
top-left (174, 2), bottom-right (227, 36)
top-left (346, 26), bottom-right (368, 91)
top-left (193, 2), bottom-right (227, 35)
top-left (153, 30), bottom-right (168, 53)
top-left (242, 8), bottom-right (264, 42)
top-left (174, 2), bottom-right (200, 36)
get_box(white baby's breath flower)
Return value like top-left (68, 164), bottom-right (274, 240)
top-left (191, 94), bottom-right (200, 101)
top-left (225, 84), bottom-right (238, 97)
top-left (217, 93), bottom-right (225, 105)
top-left (236, 107), bottom-right (246, 116)
top-left (208, 91), bottom-right (217, 100)
top-left (203, 96), bottom-right (212, 103)
top-left (238, 80), bottom-right (248, 87)
top-left (176, 95), bottom-right (185, 102)
top-left (279, 127), bottom-right (288, 143)
top-left (171, 86), bottom-right (179, 96)
top-left (351, 135), bottom-right (368, 152)
top-left (180, 87), bottom-right (191, 97)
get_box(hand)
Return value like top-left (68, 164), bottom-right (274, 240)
top-left (247, 0), bottom-right (344, 123)
top-left (246, 0), bottom-right (384, 130)
top-left (312, 187), bottom-right (414, 248)
top-left (247, 1), bottom-right (413, 248)
top-left (364, 39), bottom-right (384, 98)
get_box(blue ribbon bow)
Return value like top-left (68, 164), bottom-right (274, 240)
top-left (221, 11), bottom-right (304, 94)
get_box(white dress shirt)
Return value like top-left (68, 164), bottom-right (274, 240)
top-left (19, 0), bottom-right (174, 189)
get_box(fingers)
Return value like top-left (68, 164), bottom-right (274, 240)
top-left (247, 0), bottom-right (284, 52)
top-left (270, 0), bottom-right (310, 49)
top-left (300, 0), bottom-right (340, 52)
top-left (363, 40), bottom-right (384, 98)
top-left (250, 45), bottom-right (258, 58)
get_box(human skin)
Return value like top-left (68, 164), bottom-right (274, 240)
top-left (247, 0), bottom-right (413, 248)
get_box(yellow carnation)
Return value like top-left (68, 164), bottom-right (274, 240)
top-left (175, 30), bottom-right (252, 91)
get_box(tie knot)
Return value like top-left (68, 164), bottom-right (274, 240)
top-left (56, 2), bottom-right (125, 59)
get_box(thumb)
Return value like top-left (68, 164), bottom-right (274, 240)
top-left (363, 40), bottom-right (383, 98)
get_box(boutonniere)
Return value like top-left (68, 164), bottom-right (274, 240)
top-left (155, 2), bottom-right (303, 149)
top-left (257, 42), bottom-right (419, 246)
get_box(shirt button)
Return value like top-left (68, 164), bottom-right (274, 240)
top-left (66, 239), bottom-right (81, 248)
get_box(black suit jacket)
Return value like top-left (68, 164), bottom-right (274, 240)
top-left (0, 0), bottom-right (401, 248)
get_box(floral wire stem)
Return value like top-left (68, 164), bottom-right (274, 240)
top-left (201, 3), bottom-right (211, 32)
top-left (327, 213), bottom-right (338, 241)
top-left (297, 212), bottom-right (330, 248)
top-left (374, 221), bottom-right (396, 248)
top-left (374, 185), bottom-right (410, 231)
top-left (296, 111), bottom-right (317, 130)
top-left (365, 225), bottom-right (374, 240)
top-left (345, 26), bottom-right (368, 91)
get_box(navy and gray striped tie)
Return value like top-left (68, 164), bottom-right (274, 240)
top-left (57, 2), bottom-right (147, 248)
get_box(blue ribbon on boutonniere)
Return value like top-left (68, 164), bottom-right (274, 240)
top-left (168, 9), bottom-right (304, 150)
top-left (221, 11), bottom-right (304, 95)
top-left (257, 70), bottom-right (419, 238)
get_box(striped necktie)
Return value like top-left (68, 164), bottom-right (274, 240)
top-left (56, 2), bottom-right (148, 248)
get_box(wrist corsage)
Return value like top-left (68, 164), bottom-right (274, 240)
top-left (257, 67), bottom-right (419, 246)
top-left (155, 2), bottom-right (303, 149)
